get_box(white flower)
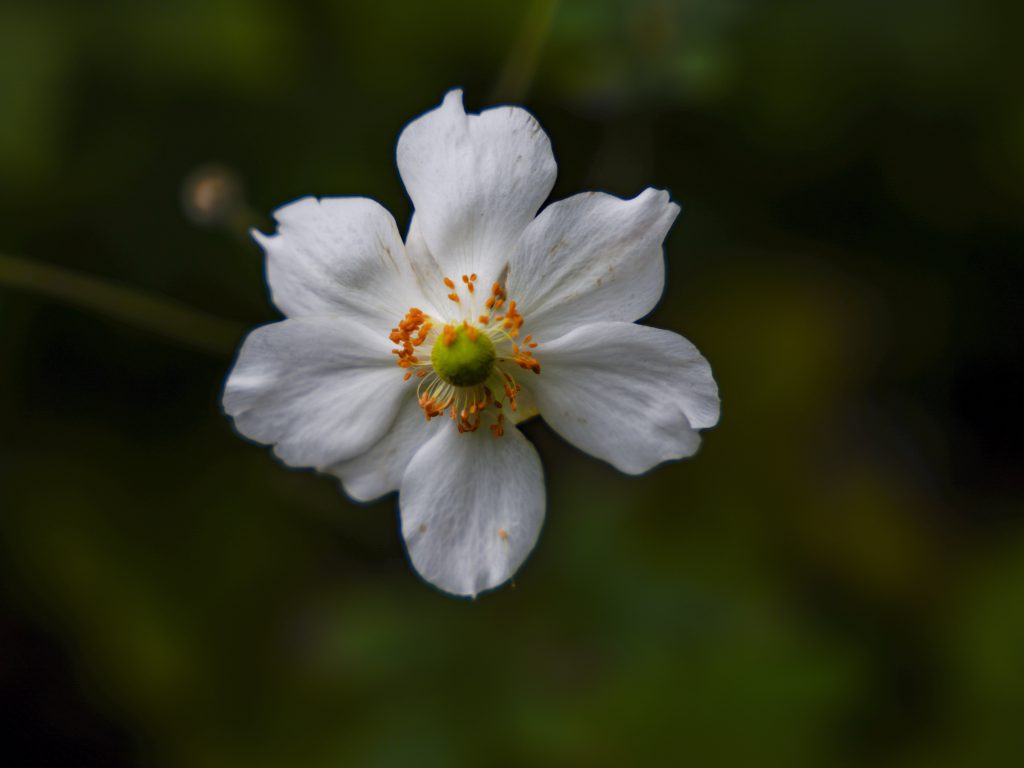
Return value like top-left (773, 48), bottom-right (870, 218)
top-left (223, 90), bottom-right (720, 597)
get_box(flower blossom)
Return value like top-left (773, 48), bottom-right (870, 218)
top-left (223, 90), bottom-right (720, 597)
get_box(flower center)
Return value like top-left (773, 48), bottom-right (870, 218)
top-left (431, 323), bottom-right (496, 387)
top-left (388, 276), bottom-right (542, 436)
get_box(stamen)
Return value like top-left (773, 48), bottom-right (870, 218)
top-left (390, 279), bottom-right (542, 437)
top-left (390, 308), bottom-right (430, 370)
top-left (502, 300), bottom-right (524, 337)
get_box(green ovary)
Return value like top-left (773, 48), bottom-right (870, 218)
top-left (431, 325), bottom-right (496, 387)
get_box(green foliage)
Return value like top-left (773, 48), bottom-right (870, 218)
top-left (2, 0), bottom-right (1023, 765)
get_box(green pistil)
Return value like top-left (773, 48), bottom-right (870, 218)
top-left (431, 324), bottom-right (496, 387)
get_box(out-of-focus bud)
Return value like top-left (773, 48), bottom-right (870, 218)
top-left (181, 164), bottom-right (247, 230)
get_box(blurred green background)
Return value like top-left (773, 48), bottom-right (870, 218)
top-left (3, 0), bottom-right (1024, 765)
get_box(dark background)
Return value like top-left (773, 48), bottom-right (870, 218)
top-left (2, 0), bottom-right (1023, 765)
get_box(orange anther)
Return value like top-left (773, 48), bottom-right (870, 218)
top-left (390, 307), bottom-right (433, 372)
top-left (461, 274), bottom-right (469, 284)
top-left (447, 292), bottom-right (460, 303)
top-left (443, 277), bottom-right (455, 289)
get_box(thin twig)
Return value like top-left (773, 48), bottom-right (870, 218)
top-left (0, 252), bottom-right (244, 356)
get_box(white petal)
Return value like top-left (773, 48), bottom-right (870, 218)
top-left (530, 322), bottom-right (719, 475)
top-left (399, 424), bottom-right (545, 597)
top-left (331, 363), bottom-right (539, 504)
top-left (254, 196), bottom-right (430, 329)
top-left (396, 89), bottom-right (557, 287)
top-left (329, 392), bottom-right (426, 503)
top-left (402, 214), bottom-right (452, 319)
top-left (223, 317), bottom-right (410, 469)
top-left (507, 189), bottom-right (680, 341)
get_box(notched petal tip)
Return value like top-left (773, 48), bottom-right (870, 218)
top-left (271, 195), bottom-right (320, 226)
top-left (397, 87), bottom-right (557, 293)
top-left (636, 186), bottom-right (680, 220)
top-left (403, 90), bottom-right (466, 143)
top-left (638, 186), bottom-right (669, 202)
top-left (442, 88), bottom-right (465, 109)
top-left (249, 227), bottom-right (272, 250)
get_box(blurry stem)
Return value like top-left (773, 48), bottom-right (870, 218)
top-left (0, 253), bottom-right (244, 357)
top-left (490, 0), bottom-right (559, 103)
